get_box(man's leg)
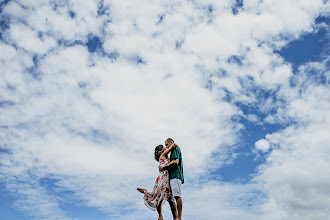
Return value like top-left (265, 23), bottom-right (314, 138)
top-left (156, 203), bottom-right (163, 220)
top-left (175, 196), bottom-right (182, 220)
top-left (170, 179), bottom-right (182, 220)
top-left (168, 200), bottom-right (178, 220)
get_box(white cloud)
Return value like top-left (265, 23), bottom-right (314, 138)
top-left (0, 0), bottom-right (329, 219)
top-left (2, 1), bottom-right (28, 20)
top-left (253, 59), bottom-right (330, 219)
top-left (182, 181), bottom-right (263, 220)
top-left (255, 139), bottom-right (270, 152)
top-left (5, 22), bottom-right (56, 54)
top-left (256, 123), bottom-right (330, 219)
top-left (0, 42), bottom-right (16, 60)
top-left (258, 0), bottom-right (324, 35)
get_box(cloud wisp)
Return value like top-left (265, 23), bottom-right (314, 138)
top-left (0, 0), bottom-right (329, 219)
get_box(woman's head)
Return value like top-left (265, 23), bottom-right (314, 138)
top-left (154, 144), bottom-right (165, 162)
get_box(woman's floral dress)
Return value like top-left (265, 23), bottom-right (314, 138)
top-left (143, 158), bottom-right (172, 210)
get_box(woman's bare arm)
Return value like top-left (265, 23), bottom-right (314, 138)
top-left (160, 143), bottom-right (177, 159)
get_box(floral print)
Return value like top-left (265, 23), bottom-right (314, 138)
top-left (142, 158), bottom-right (172, 211)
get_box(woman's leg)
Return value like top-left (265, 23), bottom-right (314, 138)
top-left (156, 202), bottom-right (163, 220)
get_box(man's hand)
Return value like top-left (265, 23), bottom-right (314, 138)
top-left (159, 165), bottom-right (165, 172)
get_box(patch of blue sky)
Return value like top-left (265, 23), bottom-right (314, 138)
top-left (163, 73), bottom-right (173, 80)
top-left (0, 0), bottom-right (10, 13)
top-left (128, 55), bottom-right (146, 65)
top-left (213, 18), bottom-right (330, 185)
top-left (193, 3), bottom-right (214, 24)
top-left (87, 35), bottom-right (103, 53)
top-left (97, 0), bottom-right (110, 17)
top-left (175, 39), bottom-right (184, 49)
top-left (106, 51), bottom-right (119, 61)
top-left (85, 34), bottom-right (119, 62)
top-left (232, 0), bottom-right (243, 15)
top-left (102, 203), bottom-right (138, 218)
top-left (210, 83), bottom-right (287, 183)
top-left (240, 187), bottom-right (268, 207)
top-left (77, 81), bottom-right (94, 101)
top-left (219, 87), bottom-right (233, 102)
top-left (290, 69), bottom-right (329, 96)
top-left (0, 124), bottom-right (19, 135)
top-left (208, 4), bottom-right (213, 14)
top-left (37, 31), bottom-right (43, 39)
top-left (279, 17), bottom-right (329, 70)
top-left (18, 177), bottom-right (111, 220)
top-left (90, 129), bottom-right (111, 143)
top-left (212, 117), bottom-right (284, 183)
top-left (205, 4), bottom-right (214, 23)
top-left (0, 15), bottom-right (9, 30)
top-left (98, 5), bottom-right (112, 34)
top-left (0, 124), bottom-right (8, 130)
top-left (197, 65), bottom-right (227, 91)
top-left (0, 15), bottom-right (10, 41)
top-left (32, 54), bottom-right (38, 66)
top-left (203, 79), bottom-right (213, 91)
top-left (0, 100), bottom-right (16, 108)
top-left (57, 39), bottom-right (83, 47)
top-left (62, 198), bottom-right (135, 220)
top-left (57, 35), bottom-right (119, 62)
top-left (0, 147), bottom-right (12, 154)
top-left (157, 14), bottom-right (165, 25)
top-left (68, 10), bottom-right (76, 19)
top-left (60, 203), bottom-right (111, 220)
top-left (302, 62), bottom-right (328, 85)
top-left (0, 187), bottom-right (29, 220)
top-left (39, 177), bottom-right (77, 200)
top-left (315, 15), bottom-right (330, 25)
top-left (10, 121), bottom-right (48, 138)
top-left (227, 55), bottom-right (244, 66)
top-left (63, 124), bottom-right (111, 144)
top-left (5, 84), bottom-right (16, 92)
top-left (26, 55), bottom-right (42, 80)
top-left (15, 122), bottom-right (29, 130)
top-left (78, 81), bottom-right (88, 89)
top-left (236, 84), bottom-right (285, 118)
top-left (50, 0), bottom-right (67, 12)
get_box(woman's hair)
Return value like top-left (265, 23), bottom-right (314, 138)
top-left (154, 145), bottom-right (163, 162)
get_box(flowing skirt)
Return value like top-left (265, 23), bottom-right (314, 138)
top-left (143, 159), bottom-right (172, 210)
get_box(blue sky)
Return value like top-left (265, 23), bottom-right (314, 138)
top-left (0, 0), bottom-right (329, 219)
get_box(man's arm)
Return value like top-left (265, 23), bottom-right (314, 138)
top-left (159, 159), bottom-right (179, 172)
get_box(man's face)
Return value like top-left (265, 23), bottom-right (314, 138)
top-left (165, 141), bottom-right (173, 149)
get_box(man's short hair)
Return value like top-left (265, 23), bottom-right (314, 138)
top-left (165, 138), bottom-right (174, 143)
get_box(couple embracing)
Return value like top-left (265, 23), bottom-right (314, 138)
top-left (137, 138), bottom-right (184, 220)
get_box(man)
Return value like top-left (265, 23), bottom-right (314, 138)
top-left (159, 138), bottom-right (184, 220)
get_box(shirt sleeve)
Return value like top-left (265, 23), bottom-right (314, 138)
top-left (171, 148), bottom-right (180, 160)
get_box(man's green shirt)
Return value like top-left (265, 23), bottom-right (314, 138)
top-left (169, 147), bottom-right (184, 184)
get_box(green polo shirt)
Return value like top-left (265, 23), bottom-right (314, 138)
top-left (169, 147), bottom-right (184, 184)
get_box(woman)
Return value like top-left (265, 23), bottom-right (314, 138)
top-left (137, 143), bottom-right (177, 220)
